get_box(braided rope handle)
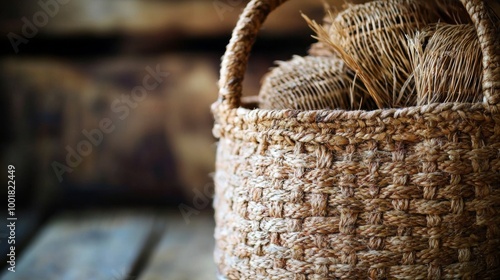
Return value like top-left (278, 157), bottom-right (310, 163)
top-left (215, 0), bottom-right (499, 111)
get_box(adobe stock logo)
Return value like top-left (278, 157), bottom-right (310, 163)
top-left (7, 0), bottom-right (71, 54)
top-left (213, 0), bottom-right (244, 21)
top-left (178, 182), bottom-right (215, 224)
top-left (51, 64), bottom-right (169, 183)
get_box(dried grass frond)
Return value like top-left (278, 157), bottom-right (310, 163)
top-left (308, 2), bottom-right (338, 57)
top-left (408, 24), bottom-right (482, 105)
top-left (307, 0), bottom-right (441, 109)
top-left (258, 55), bottom-right (371, 110)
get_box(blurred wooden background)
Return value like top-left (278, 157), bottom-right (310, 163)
top-left (0, 0), bottom-right (331, 210)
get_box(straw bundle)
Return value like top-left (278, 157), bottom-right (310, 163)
top-left (307, 0), bottom-right (441, 108)
top-left (408, 24), bottom-right (483, 105)
top-left (258, 55), bottom-right (369, 110)
top-left (309, 0), bottom-right (470, 57)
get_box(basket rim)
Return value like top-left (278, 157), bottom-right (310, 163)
top-left (213, 100), bottom-right (494, 123)
top-left (212, 102), bottom-right (497, 146)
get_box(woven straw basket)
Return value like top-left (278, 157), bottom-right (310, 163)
top-left (212, 0), bottom-right (500, 279)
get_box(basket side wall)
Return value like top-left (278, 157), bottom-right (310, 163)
top-left (213, 107), bottom-right (500, 279)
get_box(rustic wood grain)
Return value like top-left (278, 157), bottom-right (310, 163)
top-left (0, 211), bottom-right (154, 280)
top-left (139, 213), bottom-right (216, 280)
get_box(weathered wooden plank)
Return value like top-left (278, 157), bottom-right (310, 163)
top-left (0, 211), bottom-right (154, 280)
top-left (139, 212), bottom-right (217, 280)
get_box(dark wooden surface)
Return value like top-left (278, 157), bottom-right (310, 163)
top-left (0, 210), bottom-right (216, 280)
top-left (139, 215), bottom-right (217, 280)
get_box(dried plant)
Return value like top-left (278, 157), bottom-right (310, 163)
top-left (408, 24), bottom-right (482, 105)
top-left (306, 0), bottom-right (441, 109)
top-left (308, 2), bottom-right (337, 57)
top-left (258, 55), bottom-right (371, 110)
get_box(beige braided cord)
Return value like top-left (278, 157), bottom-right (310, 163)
top-left (213, 0), bottom-right (500, 279)
top-left (216, 0), bottom-right (286, 112)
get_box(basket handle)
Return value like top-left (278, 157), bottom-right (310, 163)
top-left (215, 0), bottom-right (499, 111)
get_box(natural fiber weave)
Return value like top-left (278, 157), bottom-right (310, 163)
top-left (258, 55), bottom-right (369, 110)
top-left (308, 0), bottom-right (441, 108)
top-left (213, 0), bottom-right (500, 279)
top-left (308, 0), bottom-right (471, 58)
top-left (408, 24), bottom-right (483, 106)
